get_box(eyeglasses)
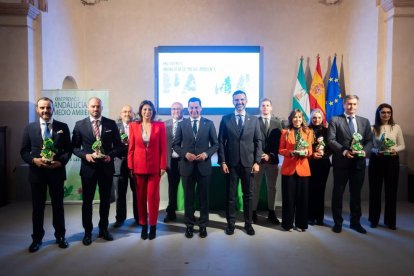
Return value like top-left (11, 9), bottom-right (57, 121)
top-left (380, 111), bottom-right (391, 115)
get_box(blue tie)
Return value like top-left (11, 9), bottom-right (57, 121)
top-left (44, 123), bottom-right (51, 140)
top-left (348, 116), bottom-right (355, 134)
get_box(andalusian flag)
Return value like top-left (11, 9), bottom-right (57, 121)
top-left (325, 55), bottom-right (344, 123)
top-left (309, 55), bottom-right (326, 121)
top-left (292, 57), bottom-right (310, 122)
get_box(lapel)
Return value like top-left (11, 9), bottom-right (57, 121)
top-left (230, 114), bottom-right (239, 134)
top-left (34, 122), bottom-right (43, 145)
top-left (259, 117), bottom-right (267, 136)
top-left (195, 117), bottom-right (206, 142)
top-left (85, 117), bottom-right (96, 139)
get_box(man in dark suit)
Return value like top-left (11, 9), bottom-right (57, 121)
top-left (113, 105), bottom-right (138, 227)
top-left (163, 102), bottom-right (184, 223)
top-left (328, 94), bottom-right (372, 234)
top-left (72, 97), bottom-right (122, 245)
top-left (173, 97), bottom-right (218, 238)
top-left (218, 90), bottom-right (263, 236)
top-left (252, 98), bottom-right (282, 225)
top-left (20, 97), bottom-right (72, 252)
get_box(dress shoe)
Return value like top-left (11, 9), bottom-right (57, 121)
top-left (113, 220), bottom-right (124, 228)
top-left (370, 222), bottom-right (378, 228)
top-left (163, 214), bottom-right (177, 223)
top-left (149, 225), bottom-right (156, 240)
top-left (244, 223), bottom-right (255, 236)
top-left (98, 229), bottom-right (114, 241)
top-left (387, 225), bottom-right (397, 230)
top-left (267, 211), bottom-right (280, 225)
top-left (56, 237), bottom-right (69, 249)
top-left (332, 224), bottom-right (342, 233)
top-left (350, 224), bottom-right (367, 234)
top-left (225, 224), bottom-right (235, 235)
top-left (282, 226), bottom-right (293, 232)
top-left (199, 227), bottom-right (207, 238)
top-left (28, 241), bottom-right (42, 253)
top-left (252, 211), bottom-right (258, 224)
top-left (185, 226), bottom-right (194, 238)
top-left (141, 224), bottom-right (148, 240)
top-left (82, 234), bottom-right (92, 246)
top-left (308, 219), bottom-right (315, 226)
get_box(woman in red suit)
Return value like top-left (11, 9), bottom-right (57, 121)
top-left (279, 109), bottom-right (313, 232)
top-left (128, 100), bottom-right (167, 240)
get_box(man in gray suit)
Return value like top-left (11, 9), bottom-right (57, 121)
top-left (173, 97), bottom-right (218, 238)
top-left (164, 102), bottom-right (184, 223)
top-left (252, 98), bottom-right (282, 225)
top-left (328, 94), bottom-right (372, 234)
top-left (218, 90), bottom-right (263, 236)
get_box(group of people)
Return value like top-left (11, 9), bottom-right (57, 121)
top-left (21, 92), bottom-right (405, 253)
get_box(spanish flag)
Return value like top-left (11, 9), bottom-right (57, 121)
top-left (309, 55), bottom-right (326, 122)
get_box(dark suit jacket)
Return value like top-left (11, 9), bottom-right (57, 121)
top-left (327, 114), bottom-right (373, 169)
top-left (114, 121), bottom-right (129, 176)
top-left (258, 115), bottom-right (282, 164)
top-left (20, 119), bottom-right (72, 182)
top-left (172, 117), bottom-right (219, 177)
top-left (72, 116), bottom-right (122, 177)
top-left (165, 119), bottom-right (175, 170)
top-left (218, 113), bottom-right (263, 167)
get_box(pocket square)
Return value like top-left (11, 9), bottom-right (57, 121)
top-left (57, 130), bottom-right (64, 134)
top-left (105, 129), bottom-right (112, 133)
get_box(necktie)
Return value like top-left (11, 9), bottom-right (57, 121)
top-left (348, 116), bottom-right (355, 134)
top-left (237, 115), bottom-right (243, 131)
top-left (192, 120), bottom-right (198, 136)
top-left (173, 121), bottom-right (177, 138)
top-left (43, 123), bottom-right (51, 140)
top-left (264, 118), bottom-right (269, 132)
top-left (93, 120), bottom-right (101, 139)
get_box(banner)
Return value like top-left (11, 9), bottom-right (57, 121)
top-left (43, 90), bottom-right (109, 202)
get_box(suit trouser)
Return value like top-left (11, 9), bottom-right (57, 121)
top-left (135, 174), bottom-right (161, 226)
top-left (281, 174), bottom-right (309, 230)
top-left (308, 158), bottom-right (331, 222)
top-left (368, 155), bottom-right (399, 227)
top-left (225, 164), bottom-right (253, 226)
top-left (253, 163), bottom-right (278, 211)
top-left (166, 158), bottom-right (181, 215)
top-left (182, 167), bottom-right (210, 227)
top-left (31, 176), bottom-right (65, 242)
top-left (331, 165), bottom-right (365, 226)
top-left (81, 173), bottom-right (112, 233)
top-left (115, 173), bottom-right (138, 223)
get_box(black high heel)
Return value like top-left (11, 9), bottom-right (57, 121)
top-left (141, 224), bottom-right (148, 240)
top-left (149, 225), bottom-right (156, 240)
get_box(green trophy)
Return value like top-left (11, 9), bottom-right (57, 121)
top-left (379, 133), bottom-right (396, 156)
top-left (120, 129), bottom-right (128, 145)
top-left (91, 137), bottom-right (105, 160)
top-left (351, 132), bottom-right (364, 157)
top-left (40, 138), bottom-right (57, 164)
top-left (315, 136), bottom-right (326, 156)
top-left (293, 131), bottom-right (309, 156)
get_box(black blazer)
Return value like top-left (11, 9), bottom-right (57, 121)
top-left (165, 118), bottom-right (175, 170)
top-left (113, 121), bottom-right (129, 176)
top-left (20, 119), bottom-right (72, 182)
top-left (218, 113), bottom-right (263, 167)
top-left (172, 117), bottom-right (219, 177)
top-left (327, 114), bottom-right (373, 169)
top-left (258, 115), bottom-right (282, 165)
top-left (72, 116), bottom-right (122, 177)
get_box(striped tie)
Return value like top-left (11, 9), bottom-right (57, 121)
top-left (93, 120), bottom-right (100, 139)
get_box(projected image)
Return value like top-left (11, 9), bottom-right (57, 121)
top-left (155, 46), bottom-right (262, 115)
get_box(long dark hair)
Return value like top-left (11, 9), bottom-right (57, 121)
top-left (137, 100), bottom-right (157, 121)
top-left (287, 109), bottom-right (309, 132)
top-left (373, 103), bottom-right (395, 135)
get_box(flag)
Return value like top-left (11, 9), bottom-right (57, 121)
top-left (309, 55), bottom-right (326, 121)
top-left (325, 56), bottom-right (344, 123)
top-left (292, 57), bottom-right (310, 122)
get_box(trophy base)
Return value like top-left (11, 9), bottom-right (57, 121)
top-left (41, 158), bottom-right (54, 165)
top-left (92, 153), bottom-right (106, 161)
top-left (383, 151), bottom-right (391, 156)
top-left (293, 150), bottom-right (306, 156)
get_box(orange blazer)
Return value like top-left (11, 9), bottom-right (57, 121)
top-left (128, 121), bottom-right (167, 174)
top-left (279, 128), bottom-right (313, 176)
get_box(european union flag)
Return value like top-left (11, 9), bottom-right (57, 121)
top-left (325, 56), bottom-right (344, 123)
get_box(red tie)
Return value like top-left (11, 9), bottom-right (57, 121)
top-left (93, 120), bottom-right (100, 139)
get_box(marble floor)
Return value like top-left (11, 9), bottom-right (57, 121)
top-left (0, 201), bottom-right (414, 276)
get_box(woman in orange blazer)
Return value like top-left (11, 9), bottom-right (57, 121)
top-left (279, 109), bottom-right (313, 232)
top-left (128, 100), bottom-right (167, 240)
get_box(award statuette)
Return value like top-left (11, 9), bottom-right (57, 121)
top-left (91, 138), bottom-right (105, 160)
top-left (379, 133), bottom-right (396, 156)
top-left (293, 131), bottom-right (309, 156)
top-left (40, 138), bottom-right (57, 164)
top-left (119, 129), bottom-right (128, 146)
top-left (315, 136), bottom-right (326, 156)
top-left (351, 132), bottom-right (364, 157)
